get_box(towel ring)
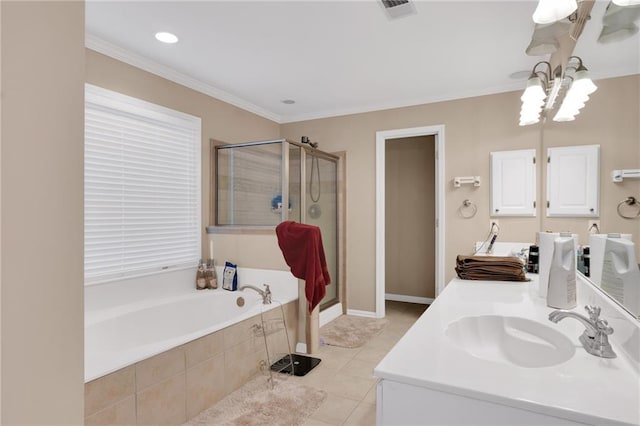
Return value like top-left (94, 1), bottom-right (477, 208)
top-left (617, 196), bottom-right (640, 219)
top-left (459, 199), bottom-right (477, 218)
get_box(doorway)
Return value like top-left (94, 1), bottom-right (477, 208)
top-left (385, 136), bottom-right (436, 304)
top-left (375, 125), bottom-right (445, 318)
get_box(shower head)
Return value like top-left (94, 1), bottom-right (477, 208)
top-left (301, 136), bottom-right (319, 149)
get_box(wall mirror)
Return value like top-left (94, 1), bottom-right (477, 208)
top-left (536, 1), bottom-right (640, 320)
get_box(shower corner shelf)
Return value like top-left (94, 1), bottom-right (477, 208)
top-left (271, 207), bottom-right (292, 214)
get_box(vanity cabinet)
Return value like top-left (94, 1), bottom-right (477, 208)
top-left (490, 149), bottom-right (536, 216)
top-left (377, 380), bottom-right (583, 425)
top-left (546, 145), bottom-right (600, 217)
top-left (374, 276), bottom-right (639, 426)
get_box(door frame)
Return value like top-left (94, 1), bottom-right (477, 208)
top-left (375, 125), bottom-right (445, 318)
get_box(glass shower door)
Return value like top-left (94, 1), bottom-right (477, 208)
top-left (305, 153), bottom-right (338, 308)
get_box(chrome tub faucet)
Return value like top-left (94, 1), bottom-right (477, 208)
top-left (239, 284), bottom-right (272, 304)
top-left (548, 305), bottom-right (616, 358)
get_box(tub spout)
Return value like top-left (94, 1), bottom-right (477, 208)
top-left (239, 284), bottom-right (272, 304)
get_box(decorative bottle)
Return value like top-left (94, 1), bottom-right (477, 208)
top-left (206, 259), bottom-right (218, 289)
top-left (196, 259), bottom-right (207, 290)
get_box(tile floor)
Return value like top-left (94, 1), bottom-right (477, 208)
top-left (295, 301), bottom-right (429, 426)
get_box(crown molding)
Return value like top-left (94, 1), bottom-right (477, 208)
top-left (85, 34), bottom-right (638, 127)
top-left (85, 33), bottom-right (283, 123)
top-left (279, 82), bottom-right (526, 123)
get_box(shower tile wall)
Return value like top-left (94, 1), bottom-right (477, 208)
top-left (84, 301), bottom-right (298, 425)
top-left (217, 144), bottom-right (283, 226)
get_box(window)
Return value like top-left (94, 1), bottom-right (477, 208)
top-left (84, 84), bottom-right (201, 285)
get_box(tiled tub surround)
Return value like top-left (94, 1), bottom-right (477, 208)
top-left (85, 268), bottom-right (298, 425)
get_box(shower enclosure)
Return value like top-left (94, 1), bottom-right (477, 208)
top-left (213, 139), bottom-right (341, 310)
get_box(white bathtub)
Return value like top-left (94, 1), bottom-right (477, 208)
top-left (85, 268), bottom-right (298, 382)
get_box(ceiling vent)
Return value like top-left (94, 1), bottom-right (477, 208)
top-left (380, 0), bottom-right (417, 20)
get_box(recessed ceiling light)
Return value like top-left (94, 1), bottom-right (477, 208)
top-left (281, 99), bottom-right (296, 105)
top-left (155, 32), bottom-right (179, 44)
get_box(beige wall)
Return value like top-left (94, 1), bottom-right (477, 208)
top-left (385, 136), bottom-right (435, 299)
top-left (85, 51), bottom-right (640, 316)
top-left (281, 91), bottom-right (539, 311)
top-left (85, 50), bottom-right (283, 266)
top-left (1, 2), bottom-right (85, 423)
top-left (282, 74), bottom-right (640, 312)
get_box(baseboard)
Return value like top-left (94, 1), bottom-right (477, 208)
top-left (346, 309), bottom-right (378, 318)
top-left (385, 293), bottom-right (434, 305)
top-left (320, 303), bottom-right (343, 327)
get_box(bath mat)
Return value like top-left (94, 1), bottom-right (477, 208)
top-left (320, 315), bottom-right (388, 348)
top-left (184, 374), bottom-right (326, 426)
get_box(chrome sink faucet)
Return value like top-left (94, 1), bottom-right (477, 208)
top-left (239, 284), bottom-right (272, 304)
top-left (548, 305), bottom-right (616, 358)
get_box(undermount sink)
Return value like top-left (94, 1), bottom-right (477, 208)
top-left (446, 315), bottom-right (576, 368)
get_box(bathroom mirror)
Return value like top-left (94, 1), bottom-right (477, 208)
top-left (577, 234), bottom-right (640, 321)
top-left (543, 1), bottom-right (640, 320)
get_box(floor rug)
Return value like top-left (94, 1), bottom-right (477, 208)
top-left (320, 315), bottom-right (388, 348)
top-left (184, 374), bottom-right (326, 426)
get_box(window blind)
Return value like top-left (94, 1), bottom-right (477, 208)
top-left (84, 84), bottom-right (201, 285)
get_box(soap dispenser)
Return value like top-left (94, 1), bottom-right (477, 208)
top-left (547, 235), bottom-right (577, 309)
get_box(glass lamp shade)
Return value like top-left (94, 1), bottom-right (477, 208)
top-left (521, 77), bottom-right (547, 103)
top-left (533, 0), bottom-right (577, 24)
top-left (519, 117), bottom-right (541, 126)
top-left (526, 39), bottom-right (559, 55)
top-left (553, 111), bottom-right (576, 122)
top-left (612, 0), bottom-right (640, 5)
top-left (571, 70), bottom-right (598, 95)
top-left (599, 23), bottom-right (639, 44)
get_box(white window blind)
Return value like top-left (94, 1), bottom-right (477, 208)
top-left (84, 84), bottom-right (201, 285)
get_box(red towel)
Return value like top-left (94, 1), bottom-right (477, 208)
top-left (275, 221), bottom-right (331, 313)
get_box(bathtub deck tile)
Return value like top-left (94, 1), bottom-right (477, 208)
top-left (224, 335), bottom-right (265, 363)
top-left (136, 346), bottom-right (185, 391)
top-left (136, 373), bottom-right (187, 426)
top-left (224, 350), bottom-right (264, 395)
top-left (222, 317), bottom-right (261, 349)
top-left (85, 365), bottom-right (135, 417)
top-left (85, 395), bottom-right (136, 426)
top-left (186, 355), bottom-right (226, 419)
top-left (184, 331), bottom-right (224, 368)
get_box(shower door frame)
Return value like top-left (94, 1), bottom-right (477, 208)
top-left (210, 138), bottom-right (343, 313)
top-left (294, 141), bottom-right (342, 311)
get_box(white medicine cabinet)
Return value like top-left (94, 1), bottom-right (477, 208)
top-left (490, 149), bottom-right (536, 217)
top-left (546, 145), bottom-right (600, 217)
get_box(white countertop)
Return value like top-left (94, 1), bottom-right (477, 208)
top-left (374, 277), bottom-right (640, 426)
